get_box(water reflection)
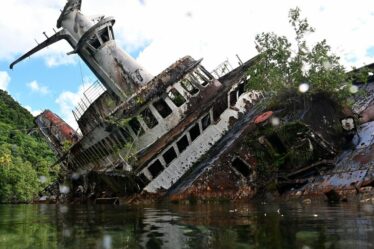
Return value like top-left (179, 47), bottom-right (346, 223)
top-left (0, 202), bottom-right (374, 249)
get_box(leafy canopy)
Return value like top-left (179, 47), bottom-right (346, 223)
top-left (0, 90), bottom-right (58, 203)
top-left (247, 7), bottom-right (362, 103)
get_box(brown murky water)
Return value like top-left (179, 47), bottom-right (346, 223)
top-left (1, 201), bottom-right (374, 249)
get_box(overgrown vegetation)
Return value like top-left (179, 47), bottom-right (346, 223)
top-left (246, 7), bottom-right (370, 104)
top-left (244, 8), bottom-right (373, 195)
top-left (0, 90), bottom-right (58, 203)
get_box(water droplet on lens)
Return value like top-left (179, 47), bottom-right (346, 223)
top-left (59, 185), bottom-right (70, 194)
top-left (59, 205), bottom-right (69, 214)
top-left (271, 117), bottom-right (280, 126)
top-left (39, 176), bottom-right (47, 183)
top-left (71, 172), bottom-right (80, 180)
top-left (349, 85), bottom-right (358, 94)
top-left (299, 83), bottom-right (310, 93)
top-left (362, 204), bottom-right (374, 214)
top-left (103, 235), bottom-right (112, 249)
top-left (322, 61), bottom-right (332, 70)
top-left (302, 245), bottom-right (312, 249)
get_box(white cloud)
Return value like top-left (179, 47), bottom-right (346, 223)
top-left (0, 71), bottom-right (10, 90)
top-left (1, 0), bottom-right (374, 72)
top-left (24, 105), bottom-right (42, 117)
top-left (27, 80), bottom-right (49, 95)
top-left (55, 77), bottom-right (97, 130)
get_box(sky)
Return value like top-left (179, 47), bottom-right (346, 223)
top-left (0, 0), bottom-right (374, 130)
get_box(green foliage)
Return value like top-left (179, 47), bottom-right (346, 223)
top-left (247, 7), bottom-right (366, 104)
top-left (0, 90), bottom-right (58, 203)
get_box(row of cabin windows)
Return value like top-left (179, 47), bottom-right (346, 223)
top-left (140, 112), bottom-right (212, 182)
top-left (122, 68), bottom-right (212, 134)
top-left (137, 81), bottom-right (247, 186)
top-left (73, 79), bottom-right (246, 169)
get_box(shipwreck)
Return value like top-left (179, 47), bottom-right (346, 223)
top-left (10, 0), bottom-right (374, 203)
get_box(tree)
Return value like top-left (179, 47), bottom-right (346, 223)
top-left (246, 7), bottom-right (364, 103)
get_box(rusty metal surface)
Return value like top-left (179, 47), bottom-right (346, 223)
top-left (287, 120), bottom-right (374, 197)
top-left (301, 170), bottom-right (368, 195)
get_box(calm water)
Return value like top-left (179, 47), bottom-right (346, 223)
top-left (1, 202), bottom-right (374, 249)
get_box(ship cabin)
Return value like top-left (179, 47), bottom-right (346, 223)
top-left (65, 56), bottom-right (261, 193)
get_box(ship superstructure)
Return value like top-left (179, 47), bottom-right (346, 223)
top-left (11, 0), bottom-right (261, 195)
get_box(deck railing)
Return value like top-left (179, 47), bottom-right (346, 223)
top-left (72, 80), bottom-right (106, 121)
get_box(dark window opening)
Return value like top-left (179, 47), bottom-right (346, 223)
top-left (193, 71), bottom-right (209, 86)
top-left (213, 95), bottom-right (228, 122)
top-left (89, 35), bottom-right (101, 49)
top-left (230, 90), bottom-right (238, 107)
top-left (238, 82), bottom-right (245, 96)
top-left (153, 99), bottom-right (172, 118)
top-left (201, 113), bottom-right (211, 131)
top-left (168, 88), bottom-right (186, 107)
top-left (181, 79), bottom-right (199, 95)
top-left (137, 173), bottom-right (150, 189)
top-left (163, 147), bottom-right (177, 165)
top-left (98, 27), bottom-right (110, 44)
top-left (140, 108), bottom-right (158, 129)
top-left (177, 135), bottom-right (189, 153)
top-left (148, 160), bottom-right (164, 178)
top-left (129, 118), bottom-right (144, 136)
top-left (120, 127), bottom-right (133, 142)
top-left (232, 157), bottom-right (252, 177)
top-left (199, 66), bottom-right (214, 80)
top-left (189, 123), bottom-right (201, 141)
top-left (267, 134), bottom-right (287, 154)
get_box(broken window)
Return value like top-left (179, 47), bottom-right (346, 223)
top-left (140, 108), bottom-right (158, 129)
top-left (177, 135), bottom-right (189, 153)
top-left (198, 66), bottom-right (214, 80)
top-left (213, 95), bottom-right (228, 122)
top-left (88, 34), bottom-right (101, 49)
top-left (148, 160), bottom-right (164, 178)
top-left (189, 123), bottom-right (201, 141)
top-left (168, 88), bottom-right (186, 107)
top-left (230, 90), bottom-right (238, 107)
top-left (181, 79), bottom-right (199, 95)
top-left (98, 27), bottom-right (110, 44)
top-left (153, 99), bottom-right (172, 118)
top-left (163, 147), bottom-right (177, 165)
top-left (129, 118), bottom-right (144, 136)
top-left (201, 113), bottom-right (211, 131)
top-left (231, 157), bottom-right (252, 177)
top-left (193, 69), bottom-right (209, 86)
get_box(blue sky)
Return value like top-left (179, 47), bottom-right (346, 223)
top-left (1, 0), bottom-right (374, 130)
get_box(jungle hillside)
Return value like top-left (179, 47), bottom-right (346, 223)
top-left (0, 90), bottom-right (58, 203)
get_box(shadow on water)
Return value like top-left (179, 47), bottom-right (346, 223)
top-left (1, 202), bottom-right (374, 249)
